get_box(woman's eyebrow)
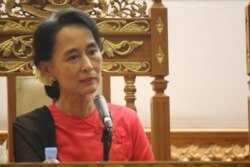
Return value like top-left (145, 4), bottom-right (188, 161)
top-left (87, 42), bottom-right (98, 49)
top-left (63, 42), bottom-right (98, 56)
top-left (64, 48), bottom-right (78, 56)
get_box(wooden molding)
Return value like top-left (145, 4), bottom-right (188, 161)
top-left (148, 129), bottom-right (249, 161)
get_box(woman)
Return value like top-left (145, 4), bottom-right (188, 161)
top-left (13, 8), bottom-right (155, 162)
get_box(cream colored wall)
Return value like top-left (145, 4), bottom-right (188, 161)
top-left (0, 77), bottom-right (7, 131)
top-left (0, 0), bottom-right (249, 130)
top-left (111, 0), bottom-right (250, 129)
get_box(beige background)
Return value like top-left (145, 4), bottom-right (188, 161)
top-left (0, 0), bottom-right (249, 130)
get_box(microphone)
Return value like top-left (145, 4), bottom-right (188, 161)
top-left (94, 95), bottom-right (112, 130)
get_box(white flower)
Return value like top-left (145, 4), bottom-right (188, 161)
top-left (32, 65), bottom-right (53, 86)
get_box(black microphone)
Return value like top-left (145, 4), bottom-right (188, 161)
top-left (94, 95), bottom-right (112, 130)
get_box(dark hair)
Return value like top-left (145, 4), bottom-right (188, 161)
top-left (32, 8), bottom-right (102, 99)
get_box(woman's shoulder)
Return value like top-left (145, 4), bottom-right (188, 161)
top-left (107, 103), bottom-right (138, 120)
top-left (14, 105), bottom-right (51, 123)
top-left (108, 103), bottom-right (135, 113)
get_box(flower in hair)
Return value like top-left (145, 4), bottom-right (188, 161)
top-left (32, 65), bottom-right (53, 86)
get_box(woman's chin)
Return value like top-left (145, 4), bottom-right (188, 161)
top-left (82, 87), bottom-right (99, 95)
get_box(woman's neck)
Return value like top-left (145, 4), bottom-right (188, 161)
top-left (55, 94), bottom-right (95, 116)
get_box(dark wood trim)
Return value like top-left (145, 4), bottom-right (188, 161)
top-left (7, 75), bottom-right (16, 162)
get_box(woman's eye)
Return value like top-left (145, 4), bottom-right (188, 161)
top-left (88, 49), bottom-right (98, 56)
top-left (67, 54), bottom-right (79, 61)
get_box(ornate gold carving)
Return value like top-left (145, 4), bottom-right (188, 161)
top-left (0, 36), bottom-right (142, 60)
top-left (156, 45), bottom-right (165, 65)
top-left (97, 20), bottom-right (150, 32)
top-left (1, 0), bottom-right (148, 18)
top-left (102, 38), bottom-right (143, 58)
top-left (155, 16), bottom-right (164, 34)
top-left (171, 144), bottom-right (249, 161)
top-left (0, 19), bottom-right (150, 33)
top-left (108, 0), bottom-right (147, 18)
top-left (0, 35), bottom-right (33, 59)
top-left (102, 62), bottom-right (151, 73)
top-left (0, 60), bottom-right (33, 73)
top-left (0, 61), bottom-right (151, 74)
top-left (0, 20), bottom-right (39, 33)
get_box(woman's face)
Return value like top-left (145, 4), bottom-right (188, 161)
top-left (47, 24), bottom-right (102, 96)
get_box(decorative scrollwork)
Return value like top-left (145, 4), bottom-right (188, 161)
top-left (0, 35), bottom-right (33, 59)
top-left (0, 61), bottom-right (150, 74)
top-left (97, 20), bottom-right (150, 32)
top-left (120, 20), bottom-right (149, 32)
top-left (107, 0), bottom-right (148, 18)
top-left (0, 35), bottom-right (142, 60)
top-left (0, 20), bottom-right (39, 33)
top-left (171, 144), bottom-right (249, 161)
top-left (0, 0), bottom-right (148, 18)
top-left (102, 61), bottom-right (151, 73)
top-left (0, 60), bottom-right (33, 73)
top-left (102, 38), bottom-right (143, 58)
top-left (0, 19), bottom-right (149, 33)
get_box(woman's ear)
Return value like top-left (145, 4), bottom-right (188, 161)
top-left (38, 61), bottom-right (56, 82)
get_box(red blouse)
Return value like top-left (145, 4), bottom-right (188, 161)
top-left (48, 102), bottom-right (154, 162)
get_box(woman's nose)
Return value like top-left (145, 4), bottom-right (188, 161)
top-left (81, 56), bottom-right (94, 72)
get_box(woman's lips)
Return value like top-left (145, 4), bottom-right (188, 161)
top-left (79, 77), bottom-right (95, 83)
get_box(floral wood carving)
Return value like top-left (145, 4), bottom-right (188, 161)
top-left (102, 38), bottom-right (143, 58)
top-left (0, 60), bottom-right (33, 73)
top-left (0, 20), bottom-right (39, 33)
top-left (102, 61), bottom-right (151, 73)
top-left (0, 19), bottom-right (150, 33)
top-left (0, 0), bottom-right (148, 18)
top-left (171, 144), bottom-right (249, 161)
top-left (97, 20), bottom-right (150, 32)
top-left (0, 35), bottom-right (33, 59)
top-left (0, 36), bottom-right (143, 59)
top-left (0, 61), bottom-right (151, 74)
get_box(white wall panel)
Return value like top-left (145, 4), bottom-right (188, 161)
top-left (1, 0), bottom-right (250, 130)
top-left (111, 0), bottom-right (250, 129)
